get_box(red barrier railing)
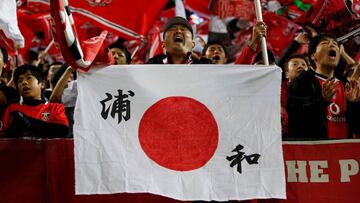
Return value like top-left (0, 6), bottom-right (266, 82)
top-left (1, 139), bottom-right (359, 203)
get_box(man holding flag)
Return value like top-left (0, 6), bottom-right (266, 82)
top-left (74, 5), bottom-right (285, 201)
top-left (47, 0), bottom-right (286, 201)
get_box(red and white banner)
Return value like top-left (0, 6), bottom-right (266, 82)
top-left (283, 139), bottom-right (360, 202)
top-left (74, 65), bottom-right (285, 201)
top-left (50, 0), bottom-right (114, 71)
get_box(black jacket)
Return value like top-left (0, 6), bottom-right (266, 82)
top-left (0, 82), bottom-right (20, 117)
top-left (286, 70), bottom-right (360, 139)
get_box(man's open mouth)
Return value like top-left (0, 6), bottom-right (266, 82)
top-left (328, 50), bottom-right (337, 60)
top-left (174, 36), bottom-right (184, 43)
top-left (212, 55), bottom-right (220, 60)
top-left (23, 87), bottom-right (30, 92)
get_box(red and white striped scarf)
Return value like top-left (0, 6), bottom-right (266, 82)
top-left (50, 0), bottom-right (113, 71)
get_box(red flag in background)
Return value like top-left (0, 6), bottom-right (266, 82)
top-left (322, 0), bottom-right (360, 35)
top-left (17, 12), bottom-right (53, 44)
top-left (0, 21), bottom-right (35, 67)
top-left (195, 19), bottom-right (210, 35)
top-left (184, 0), bottom-right (211, 18)
top-left (295, 0), bottom-right (359, 29)
top-left (211, 0), bottom-right (256, 21)
top-left (263, 12), bottom-right (299, 58)
top-left (148, 25), bottom-right (164, 59)
top-left (16, 0), bottom-right (65, 63)
top-left (67, 0), bottom-right (169, 41)
top-left (17, 0), bottom-right (50, 14)
top-left (294, 0), bottom-right (360, 58)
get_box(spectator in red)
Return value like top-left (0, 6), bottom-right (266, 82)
top-left (0, 64), bottom-right (69, 138)
top-left (286, 33), bottom-right (360, 139)
top-left (147, 16), bottom-right (211, 64)
top-left (234, 22), bottom-right (267, 64)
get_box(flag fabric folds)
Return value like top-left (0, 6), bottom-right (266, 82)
top-left (0, 0), bottom-right (25, 47)
top-left (50, 0), bottom-right (113, 71)
top-left (74, 65), bottom-right (285, 201)
top-left (184, 0), bottom-right (211, 18)
top-left (67, 0), bottom-right (169, 41)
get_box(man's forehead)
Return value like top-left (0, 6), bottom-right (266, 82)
top-left (19, 71), bottom-right (33, 78)
top-left (169, 24), bottom-right (190, 30)
top-left (319, 37), bottom-right (337, 44)
top-left (111, 47), bottom-right (124, 53)
top-left (209, 44), bottom-right (224, 49)
top-left (290, 58), bottom-right (306, 63)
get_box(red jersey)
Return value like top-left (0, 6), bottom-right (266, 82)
top-left (0, 102), bottom-right (69, 137)
top-left (316, 75), bottom-right (348, 138)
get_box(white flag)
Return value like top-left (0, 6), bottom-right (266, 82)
top-left (0, 0), bottom-right (25, 48)
top-left (74, 65), bottom-right (286, 201)
top-left (175, 0), bottom-right (186, 18)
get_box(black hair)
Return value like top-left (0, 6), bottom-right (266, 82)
top-left (0, 47), bottom-right (8, 65)
top-left (283, 54), bottom-right (309, 72)
top-left (163, 16), bottom-right (193, 39)
top-left (46, 61), bottom-right (64, 76)
top-left (14, 64), bottom-right (45, 89)
top-left (202, 40), bottom-right (228, 57)
top-left (108, 42), bottom-right (131, 64)
top-left (253, 49), bottom-right (276, 65)
top-left (308, 33), bottom-right (338, 69)
top-left (227, 18), bottom-right (241, 39)
top-left (51, 63), bottom-right (74, 88)
top-left (50, 61), bottom-right (64, 67)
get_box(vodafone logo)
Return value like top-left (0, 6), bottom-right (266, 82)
top-left (329, 103), bottom-right (340, 115)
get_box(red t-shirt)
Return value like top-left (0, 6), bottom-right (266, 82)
top-left (316, 75), bottom-right (348, 138)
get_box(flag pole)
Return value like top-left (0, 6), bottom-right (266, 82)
top-left (131, 45), bottom-right (140, 59)
top-left (14, 45), bottom-right (19, 67)
top-left (44, 39), bottom-right (55, 53)
top-left (254, 0), bottom-right (269, 65)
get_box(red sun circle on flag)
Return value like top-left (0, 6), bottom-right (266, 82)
top-left (138, 96), bottom-right (219, 171)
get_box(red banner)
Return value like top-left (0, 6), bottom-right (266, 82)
top-left (184, 0), bottom-right (211, 18)
top-left (211, 0), bottom-right (256, 21)
top-left (283, 139), bottom-right (360, 202)
top-left (263, 12), bottom-right (299, 58)
top-left (0, 139), bottom-right (359, 203)
top-left (67, 0), bottom-right (169, 40)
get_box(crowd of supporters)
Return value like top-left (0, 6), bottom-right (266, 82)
top-left (0, 15), bottom-right (359, 140)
